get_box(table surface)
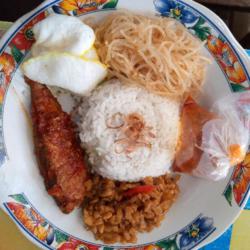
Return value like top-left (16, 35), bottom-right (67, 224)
top-left (1, 21), bottom-right (250, 250)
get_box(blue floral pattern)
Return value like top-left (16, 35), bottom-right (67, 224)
top-left (179, 216), bottom-right (214, 249)
top-left (154, 0), bottom-right (210, 41)
top-left (154, 0), bottom-right (198, 24)
top-left (154, 214), bottom-right (215, 250)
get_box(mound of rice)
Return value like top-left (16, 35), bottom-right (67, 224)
top-left (77, 79), bottom-right (180, 181)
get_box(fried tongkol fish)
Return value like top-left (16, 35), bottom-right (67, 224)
top-left (26, 77), bottom-right (88, 213)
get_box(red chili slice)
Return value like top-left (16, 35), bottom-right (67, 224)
top-left (123, 185), bottom-right (155, 197)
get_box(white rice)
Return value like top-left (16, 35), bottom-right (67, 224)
top-left (77, 79), bottom-right (180, 181)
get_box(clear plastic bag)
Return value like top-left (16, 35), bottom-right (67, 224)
top-left (173, 93), bottom-right (250, 181)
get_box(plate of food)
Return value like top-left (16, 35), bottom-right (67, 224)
top-left (0, 0), bottom-right (250, 249)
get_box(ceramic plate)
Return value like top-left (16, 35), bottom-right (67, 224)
top-left (0, 0), bottom-right (250, 249)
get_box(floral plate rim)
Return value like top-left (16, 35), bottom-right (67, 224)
top-left (0, 0), bottom-right (250, 250)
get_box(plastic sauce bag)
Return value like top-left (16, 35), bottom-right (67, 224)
top-left (173, 93), bottom-right (250, 181)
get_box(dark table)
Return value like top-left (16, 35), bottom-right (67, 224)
top-left (0, 0), bottom-right (41, 22)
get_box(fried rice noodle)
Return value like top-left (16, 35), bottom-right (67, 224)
top-left (95, 11), bottom-right (210, 97)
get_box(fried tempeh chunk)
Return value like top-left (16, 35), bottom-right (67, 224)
top-left (25, 77), bottom-right (88, 213)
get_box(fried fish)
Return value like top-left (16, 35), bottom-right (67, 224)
top-left (26, 77), bottom-right (88, 213)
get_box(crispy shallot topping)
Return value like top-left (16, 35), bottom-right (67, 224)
top-left (106, 112), bottom-right (156, 155)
